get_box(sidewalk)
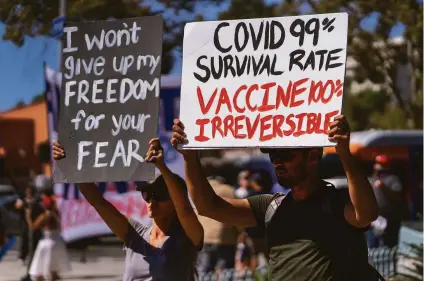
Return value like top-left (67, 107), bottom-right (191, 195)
top-left (0, 243), bottom-right (125, 281)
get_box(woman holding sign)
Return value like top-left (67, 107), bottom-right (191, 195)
top-left (52, 139), bottom-right (203, 281)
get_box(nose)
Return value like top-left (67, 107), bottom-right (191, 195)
top-left (148, 199), bottom-right (157, 206)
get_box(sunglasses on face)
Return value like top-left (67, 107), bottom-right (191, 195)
top-left (142, 191), bottom-right (170, 203)
top-left (269, 149), bottom-right (304, 163)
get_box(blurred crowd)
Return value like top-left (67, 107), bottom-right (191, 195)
top-left (0, 151), bottom-right (422, 280)
top-left (192, 152), bottom-right (421, 279)
top-left (0, 178), bottom-right (69, 281)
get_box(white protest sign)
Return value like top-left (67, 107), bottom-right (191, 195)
top-left (180, 13), bottom-right (348, 149)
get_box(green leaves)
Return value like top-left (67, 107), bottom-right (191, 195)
top-left (216, 0), bottom-right (423, 129)
top-left (0, 0), bottom-right (207, 73)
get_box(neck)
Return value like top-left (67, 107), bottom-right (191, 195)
top-left (152, 215), bottom-right (176, 237)
top-left (290, 175), bottom-right (322, 201)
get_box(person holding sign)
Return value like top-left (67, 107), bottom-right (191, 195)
top-left (52, 139), bottom-right (203, 281)
top-left (171, 115), bottom-right (382, 281)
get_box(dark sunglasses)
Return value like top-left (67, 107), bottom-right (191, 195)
top-left (142, 191), bottom-right (170, 202)
top-left (269, 149), bottom-right (304, 162)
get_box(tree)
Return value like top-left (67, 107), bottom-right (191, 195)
top-left (31, 93), bottom-right (45, 103)
top-left (218, 0), bottom-right (277, 20)
top-left (13, 100), bottom-right (26, 109)
top-left (0, 0), bottom-right (201, 74)
top-left (342, 89), bottom-right (391, 131)
top-left (217, 0), bottom-right (423, 129)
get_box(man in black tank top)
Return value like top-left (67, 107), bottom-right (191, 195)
top-left (171, 114), bottom-right (380, 281)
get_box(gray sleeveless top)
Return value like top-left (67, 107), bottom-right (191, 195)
top-left (123, 219), bottom-right (199, 281)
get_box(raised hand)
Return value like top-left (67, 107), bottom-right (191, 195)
top-left (52, 141), bottom-right (66, 160)
top-left (170, 119), bottom-right (197, 158)
top-left (328, 115), bottom-right (351, 156)
top-left (145, 138), bottom-right (165, 168)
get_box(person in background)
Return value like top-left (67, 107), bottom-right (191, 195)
top-left (242, 171), bottom-right (268, 267)
top-left (248, 172), bottom-right (263, 195)
top-left (26, 195), bottom-right (69, 281)
top-left (53, 138), bottom-right (203, 281)
top-left (12, 182), bottom-right (42, 263)
top-left (0, 207), bottom-right (5, 245)
top-left (234, 231), bottom-right (256, 280)
top-left (0, 204), bottom-right (16, 262)
top-left (14, 184), bottom-right (44, 281)
top-left (235, 170), bottom-right (252, 199)
top-left (34, 174), bottom-right (50, 191)
top-left (197, 177), bottom-right (240, 275)
top-left (0, 210), bottom-right (5, 247)
top-left (368, 155), bottom-right (409, 248)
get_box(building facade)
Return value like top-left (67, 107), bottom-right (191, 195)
top-left (0, 101), bottom-right (51, 178)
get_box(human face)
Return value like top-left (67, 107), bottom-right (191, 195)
top-left (238, 171), bottom-right (250, 188)
top-left (25, 187), bottom-right (33, 199)
top-left (268, 149), bottom-right (309, 189)
top-left (142, 191), bottom-right (175, 219)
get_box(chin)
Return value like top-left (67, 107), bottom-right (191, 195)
top-left (277, 178), bottom-right (297, 189)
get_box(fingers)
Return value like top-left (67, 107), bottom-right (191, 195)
top-left (171, 119), bottom-right (187, 147)
top-left (328, 120), bottom-right (347, 132)
top-left (145, 146), bottom-right (163, 163)
top-left (53, 142), bottom-right (63, 151)
top-left (327, 126), bottom-right (343, 137)
top-left (146, 138), bottom-right (164, 163)
top-left (330, 115), bottom-right (350, 131)
top-left (171, 132), bottom-right (187, 146)
top-left (52, 142), bottom-right (66, 160)
top-left (328, 115), bottom-right (350, 135)
top-left (171, 121), bottom-right (187, 146)
top-left (148, 138), bottom-right (160, 146)
top-left (328, 115), bottom-right (350, 144)
top-left (172, 123), bottom-right (186, 138)
top-left (150, 151), bottom-right (164, 162)
top-left (328, 134), bottom-right (349, 143)
top-left (173, 119), bottom-right (185, 130)
top-left (145, 148), bottom-right (153, 161)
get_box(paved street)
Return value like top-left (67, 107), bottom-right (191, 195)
top-left (0, 239), bottom-right (126, 281)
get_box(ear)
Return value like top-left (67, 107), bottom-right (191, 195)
top-left (307, 149), bottom-right (321, 166)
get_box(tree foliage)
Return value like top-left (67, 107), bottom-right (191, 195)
top-left (0, 0), bottom-right (200, 74)
top-left (217, 0), bottom-right (423, 129)
top-left (31, 93), bottom-right (45, 103)
top-left (13, 100), bottom-right (26, 109)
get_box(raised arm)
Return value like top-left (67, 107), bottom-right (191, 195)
top-left (53, 141), bottom-right (130, 241)
top-left (171, 120), bottom-right (257, 228)
top-left (25, 209), bottom-right (46, 231)
top-left (145, 138), bottom-right (204, 247)
top-left (328, 115), bottom-right (378, 228)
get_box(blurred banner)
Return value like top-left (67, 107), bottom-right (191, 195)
top-left (45, 66), bottom-right (184, 242)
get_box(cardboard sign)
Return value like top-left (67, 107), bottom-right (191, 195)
top-left (54, 16), bottom-right (163, 183)
top-left (180, 13), bottom-right (348, 148)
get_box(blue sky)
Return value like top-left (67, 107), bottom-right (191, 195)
top-left (0, 2), bottom-right (404, 112)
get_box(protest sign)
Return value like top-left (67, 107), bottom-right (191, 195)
top-left (53, 16), bottom-right (163, 183)
top-left (180, 13), bottom-right (348, 148)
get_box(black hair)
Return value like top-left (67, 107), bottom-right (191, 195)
top-left (25, 185), bottom-right (36, 196)
top-left (40, 187), bottom-right (54, 196)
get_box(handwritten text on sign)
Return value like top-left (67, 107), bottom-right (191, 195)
top-left (180, 13), bottom-right (348, 148)
top-left (54, 16), bottom-right (163, 183)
